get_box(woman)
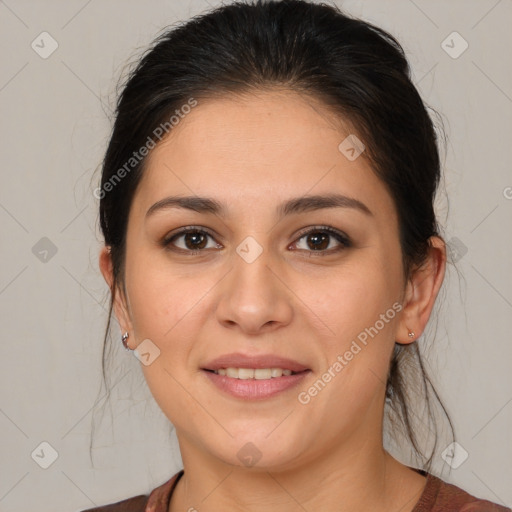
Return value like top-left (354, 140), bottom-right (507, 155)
top-left (85, 0), bottom-right (510, 510)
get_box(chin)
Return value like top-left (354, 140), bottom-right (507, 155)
top-left (209, 435), bottom-right (305, 472)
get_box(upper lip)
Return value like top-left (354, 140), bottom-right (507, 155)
top-left (202, 353), bottom-right (310, 372)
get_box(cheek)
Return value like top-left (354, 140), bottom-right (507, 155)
top-left (297, 279), bottom-right (399, 437)
top-left (302, 257), bottom-right (402, 346)
top-left (124, 247), bottom-right (202, 341)
top-left (127, 265), bottom-right (212, 425)
top-left (299, 249), bottom-right (403, 397)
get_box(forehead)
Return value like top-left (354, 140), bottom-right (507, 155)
top-left (133, 90), bottom-right (397, 221)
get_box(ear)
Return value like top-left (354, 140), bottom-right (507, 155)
top-left (396, 236), bottom-right (446, 344)
top-left (99, 246), bottom-right (134, 343)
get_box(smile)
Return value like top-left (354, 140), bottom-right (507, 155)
top-left (202, 368), bottom-right (311, 399)
top-left (210, 367), bottom-right (299, 379)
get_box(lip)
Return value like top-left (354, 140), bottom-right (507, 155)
top-left (202, 369), bottom-right (311, 400)
top-left (201, 353), bottom-right (311, 400)
top-left (201, 353), bottom-right (310, 373)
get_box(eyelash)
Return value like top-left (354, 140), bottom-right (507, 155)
top-left (162, 225), bottom-right (351, 256)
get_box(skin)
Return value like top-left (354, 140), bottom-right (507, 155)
top-left (99, 89), bottom-right (446, 512)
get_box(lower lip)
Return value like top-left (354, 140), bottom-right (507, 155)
top-left (201, 370), bottom-right (311, 400)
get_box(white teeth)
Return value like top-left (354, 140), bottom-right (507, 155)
top-left (238, 368), bottom-right (254, 379)
top-left (226, 367), bottom-right (239, 378)
top-left (213, 367), bottom-right (295, 379)
top-left (254, 369), bottom-right (271, 380)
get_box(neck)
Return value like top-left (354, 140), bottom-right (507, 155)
top-left (169, 424), bottom-right (426, 512)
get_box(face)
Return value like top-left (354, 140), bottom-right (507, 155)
top-left (103, 90), bottom-right (428, 471)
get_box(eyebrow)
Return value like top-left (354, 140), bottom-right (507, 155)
top-left (145, 193), bottom-right (373, 219)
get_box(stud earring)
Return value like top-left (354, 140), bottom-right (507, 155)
top-left (121, 332), bottom-right (131, 351)
top-left (408, 331), bottom-right (415, 339)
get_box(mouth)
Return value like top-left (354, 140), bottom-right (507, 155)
top-left (203, 367), bottom-right (307, 379)
top-left (200, 353), bottom-right (311, 399)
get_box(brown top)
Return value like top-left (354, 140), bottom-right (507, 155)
top-left (81, 469), bottom-right (511, 512)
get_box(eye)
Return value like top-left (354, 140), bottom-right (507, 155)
top-left (163, 227), bottom-right (222, 253)
top-left (291, 226), bottom-right (351, 254)
top-left (162, 225), bottom-right (351, 255)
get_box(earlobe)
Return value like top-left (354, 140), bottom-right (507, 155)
top-left (396, 236), bottom-right (446, 344)
top-left (98, 246), bottom-right (134, 337)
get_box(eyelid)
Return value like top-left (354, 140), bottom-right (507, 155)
top-left (163, 225), bottom-right (222, 248)
top-left (294, 225), bottom-right (350, 242)
top-left (291, 225), bottom-right (351, 252)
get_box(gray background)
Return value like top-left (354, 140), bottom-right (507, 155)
top-left (0, 0), bottom-right (511, 510)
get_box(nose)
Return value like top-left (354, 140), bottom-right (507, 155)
top-left (215, 246), bottom-right (294, 335)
